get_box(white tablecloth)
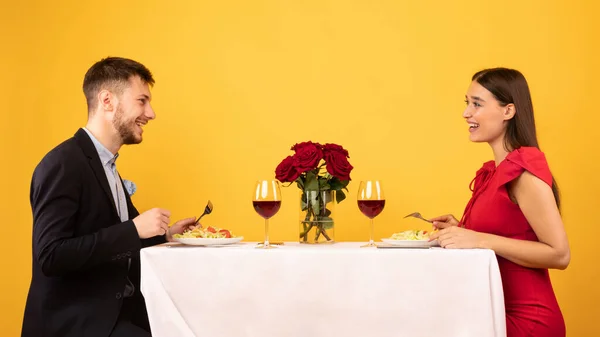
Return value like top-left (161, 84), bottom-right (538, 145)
top-left (140, 242), bottom-right (506, 337)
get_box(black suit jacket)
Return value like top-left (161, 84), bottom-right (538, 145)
top-left (22, 129), bottom-right (166, 337)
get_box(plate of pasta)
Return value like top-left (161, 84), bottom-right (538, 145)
top-left (172, 226), bottom-right (243, 246)
top-left (380, 229), bottom-right (439, 248)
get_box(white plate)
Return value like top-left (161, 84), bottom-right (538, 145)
top-left (380, 238), bottom-right (439, 248)
top-left (173, 237), bottom-right (244, 246)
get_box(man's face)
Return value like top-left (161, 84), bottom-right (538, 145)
top-left (112, 76), bottom-right (155, 144)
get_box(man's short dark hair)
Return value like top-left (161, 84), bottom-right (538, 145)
top-left (83, 57), bottom-right (155, 114)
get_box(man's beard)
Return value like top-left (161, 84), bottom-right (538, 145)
top-left (113, 106), bottom-right (142, 145)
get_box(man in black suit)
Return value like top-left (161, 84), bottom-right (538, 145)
top-left (22, 57), bottom-right (196, 337)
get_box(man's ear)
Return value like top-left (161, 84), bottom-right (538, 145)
top-left (98, 90), bottom-right (115, 112)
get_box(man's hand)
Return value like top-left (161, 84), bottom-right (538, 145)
top-left (133, 208), bottom-right (171, 239)
top-left (166, 217), bottom-right (198, 242)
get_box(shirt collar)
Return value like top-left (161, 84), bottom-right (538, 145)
top-left (82, 128), bottom-right (119, 167)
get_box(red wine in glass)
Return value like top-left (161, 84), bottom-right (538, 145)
top-left (253, 200), bottom-right (281, 219)
top-left (357, 200), bottom-right (385, 219)
top-left (357, 180), bottom-right (385, 247)
top-left (253, 180), bottom-right (282, 249)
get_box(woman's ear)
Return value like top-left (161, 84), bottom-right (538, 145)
top-left (504, 103), bottom-right (516, 120)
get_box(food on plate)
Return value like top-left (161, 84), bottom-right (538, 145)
top-left (173, 225), bottom-right (236, 239)
top-left (388, 229), bottom-right (437, 241)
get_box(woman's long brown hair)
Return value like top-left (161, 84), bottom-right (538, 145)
top-left (473, 68), bottom-right (560, 208)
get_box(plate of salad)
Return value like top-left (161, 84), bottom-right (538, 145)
top-left (380, 229), bottom-right (439, 248)
top-left (172, 226), bottom-right (243, 246)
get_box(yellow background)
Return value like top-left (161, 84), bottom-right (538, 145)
top-left (1, 0), bottom-right (598, 335)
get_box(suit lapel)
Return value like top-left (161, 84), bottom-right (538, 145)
top-left (74, 128), bottom-right (120, 219)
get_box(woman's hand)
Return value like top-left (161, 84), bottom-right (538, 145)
top-left (429, 225), bottom-right (486, 249)
top-left (430, 214), bottom-right (459, 229)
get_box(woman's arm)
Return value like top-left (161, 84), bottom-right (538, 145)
top-left (431, 171), bottom-right (570, 269)
top-left (481, 171), bottom-right (570, 269)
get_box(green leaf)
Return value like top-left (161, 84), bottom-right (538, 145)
top-left (328, 177), bottom-right (345, 191)
top-left (300, 190), bottom-right (310, 211)
top-left (295, 176), bottom-right (305, 190)
top-left (336, 190), bottom-right (346, 203)
top-left (305, 171), bottom-right (318, 191)
top-left (308, 190), bottom-right (320, 215)
top-left (301, 200), bottom-right (308, 211)
top-left (318, 177), bottom-right (331, 191)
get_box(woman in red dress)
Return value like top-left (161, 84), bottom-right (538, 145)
top-left (429, 68), bottom-right (570, 337)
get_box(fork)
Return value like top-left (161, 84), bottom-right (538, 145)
top-left (403, 212), bottom-right (433, 223)
top-left (194, 200), bottom-right (214, 225)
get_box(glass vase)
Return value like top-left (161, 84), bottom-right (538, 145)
top-left (299, 188), bottom-right (335, 244)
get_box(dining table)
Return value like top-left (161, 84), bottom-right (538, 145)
top-left (140, 241), bottom-right (506, 337)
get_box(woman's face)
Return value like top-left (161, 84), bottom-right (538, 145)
top-left (462, 81), bottom-right (514, 145)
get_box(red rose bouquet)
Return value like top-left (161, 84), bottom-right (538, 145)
top-left (275, 141), bottom-right (353, 243)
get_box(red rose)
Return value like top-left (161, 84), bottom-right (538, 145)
top-left (291, 141), bottom-right (322, 153)
top-left (275, 156), bottom-right (301, 182)
top-left (323, 143), bottom-right (349, 157)
top-left (292, 142), bottom-right (323, 172)
top-left (324, 151), bottom-right (353, 181)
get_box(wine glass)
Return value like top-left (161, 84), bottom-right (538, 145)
top-left (357, 180), bottom-right (385, 247)
top-left (252, 180), bottom-right (282, 249)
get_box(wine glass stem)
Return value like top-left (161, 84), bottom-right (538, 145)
top-left (369, 218), bottom-right (374, 245)
top-left (264, 218), bottom-right (270, 247)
